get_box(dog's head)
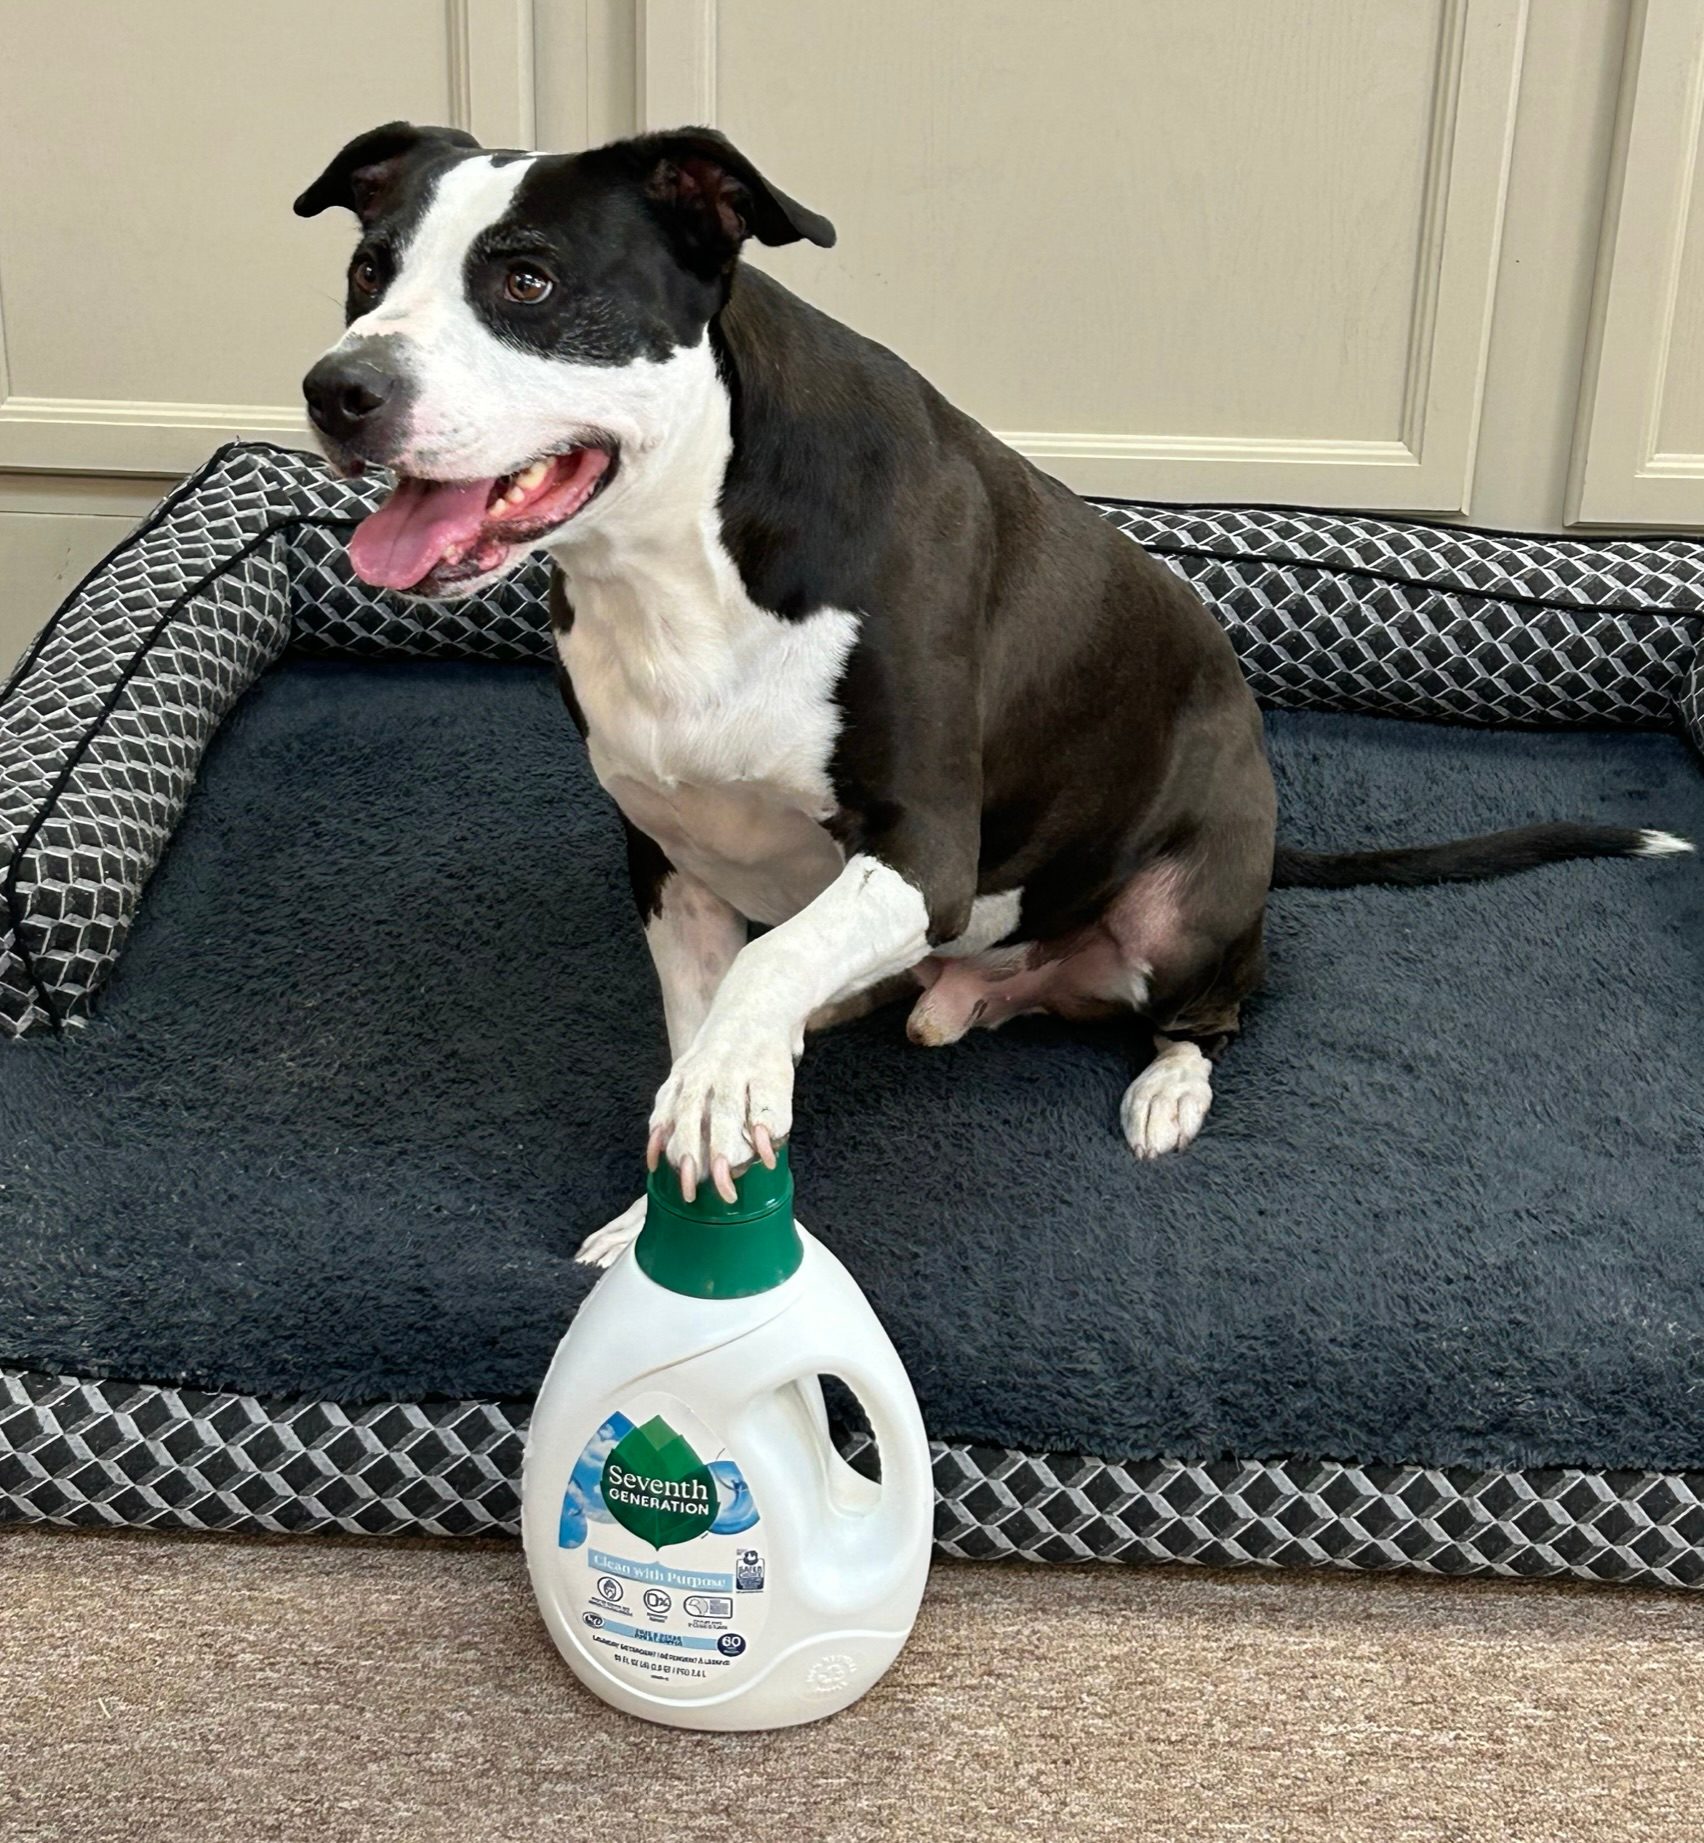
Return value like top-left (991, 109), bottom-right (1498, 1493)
top-left (295, 123), bottom-right (833, 599)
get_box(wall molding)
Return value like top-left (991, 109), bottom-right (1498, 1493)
top-left (638, 0), bottom-right (1525, 513)
top-left (638, 0), bottom-right (717, 125)
top-left (447, 0), bottom-right (537, 147)
top-left (996, 435), bottom-right (1425, 507)
top-left (1646, 448), bottom-right (1704, 475)
top-left (997, 434), bottom-right (1418, 467)
top-left (0, 413), bottom-right (1425, 492)
top-left (1569, 0), bottom-right (1704, 526)
top-left (0, 398), bottom-right (309, 475)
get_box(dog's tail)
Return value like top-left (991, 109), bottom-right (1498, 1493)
top-left (1271, 823), bottom-right (1693, 891)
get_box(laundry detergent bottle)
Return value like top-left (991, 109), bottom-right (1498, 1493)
top-left (522, 1146), bottom-right (933, 1730)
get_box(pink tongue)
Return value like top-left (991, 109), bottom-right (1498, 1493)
top-left (348, 476), bottom-right (496, 590)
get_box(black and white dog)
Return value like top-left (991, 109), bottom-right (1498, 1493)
top-left (296, 123), bottom-right (1690, 1261)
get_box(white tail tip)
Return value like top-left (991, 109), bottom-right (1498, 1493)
top-left (1636, 829), bottom-right (1695, 857)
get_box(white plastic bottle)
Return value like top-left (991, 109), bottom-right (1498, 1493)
top-left (522, 1147), bottom-right (932, 1730)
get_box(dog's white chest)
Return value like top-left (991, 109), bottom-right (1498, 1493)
top-left (558, 587), bottom-right (859, 927)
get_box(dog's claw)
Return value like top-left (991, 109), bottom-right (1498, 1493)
top-left (649, 1027), bottom-right (795, 1195)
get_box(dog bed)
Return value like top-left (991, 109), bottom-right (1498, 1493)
top-left (3, 443), bottom-right (1702, 1588)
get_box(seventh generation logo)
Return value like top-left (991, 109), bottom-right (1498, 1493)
top-left (600, 1415), bottom-right (718, 1550)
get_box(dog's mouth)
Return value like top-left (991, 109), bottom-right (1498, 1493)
top-left (346, 444), bottom-right (616, 595)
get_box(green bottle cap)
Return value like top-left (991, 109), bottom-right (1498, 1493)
top-left (635, 1143), bottom-right (803, 1298)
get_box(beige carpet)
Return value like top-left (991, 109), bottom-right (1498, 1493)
top-left (2, 1527), bottom-right (1701, 1842)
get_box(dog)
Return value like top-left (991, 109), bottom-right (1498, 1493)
top-left (295, 122), bottom-right (1692, 1262)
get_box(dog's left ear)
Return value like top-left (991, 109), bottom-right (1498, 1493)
top-left (294, 121), bottom-right (482, 223)
top-left (641, 128), bottom-right (835, 263)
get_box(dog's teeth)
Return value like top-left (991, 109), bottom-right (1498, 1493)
top-left (516, 460), bottom-right (549, 489)
top-left (442, 544), bottom-right (463, 564)
top-left (504, 484), bottom-right (527, 504)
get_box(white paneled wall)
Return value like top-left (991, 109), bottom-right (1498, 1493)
top-left (2, 0), bottom-right (1700, 666)
top-left (1570, 0), bottom-right (1704, 523)
top-left (661, 0), bottom-right (1528, 510)
top-left (0, 0), bottom-right (539, 472)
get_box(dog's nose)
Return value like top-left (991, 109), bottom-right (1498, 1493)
top-left (302, 355), bottom-right (395, 445)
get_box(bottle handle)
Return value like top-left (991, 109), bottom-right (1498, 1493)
top-left (772, 1346), bottom-right (933, 1608)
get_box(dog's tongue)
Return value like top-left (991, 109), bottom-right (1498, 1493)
top-left (348, 476), bottom-right (495, 590)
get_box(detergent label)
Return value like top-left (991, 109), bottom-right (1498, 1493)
top-left (559, 1391), bottom-right (766, 1686)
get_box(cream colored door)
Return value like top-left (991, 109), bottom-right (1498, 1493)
top-left (0, 0), bottom-right (538, 474)
top-left (1570, 0), bottom-right (1704, 524)
top-left (648, 0), bottom-right (1528, 513)
top-left (0, 0), bottom-right (557, 664)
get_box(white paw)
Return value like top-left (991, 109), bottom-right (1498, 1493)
top-left (650, 1025), bottom-right (795, 1199)
top-left (1121, 1044), bottom-right (1213, 1159)
top-left (575, 1195), bottom-right (646, 1268)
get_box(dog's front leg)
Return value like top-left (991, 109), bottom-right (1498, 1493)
top-left (648, 877), bottom-right (747, 1059)
top-left (649, 852), bottom-right (952, 1202)
top-left (620, 821), bottom-right (748, 1055)
top-left (576, 828), bottom-right (747, 1267)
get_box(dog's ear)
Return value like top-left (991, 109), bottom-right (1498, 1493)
top-left (293, 122), bottom-right (482, 223)
top-left (641, 128), bottom-right (835, 265)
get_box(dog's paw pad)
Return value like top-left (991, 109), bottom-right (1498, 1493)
top-left (1121, 1047), bottom-right (1213, 1159)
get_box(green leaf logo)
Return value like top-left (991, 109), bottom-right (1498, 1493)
top-left (600, 1415), bottom-right (718, 1551)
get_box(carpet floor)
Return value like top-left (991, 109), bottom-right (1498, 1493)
top-left (3, 1528), bottom-right (1701, 1843)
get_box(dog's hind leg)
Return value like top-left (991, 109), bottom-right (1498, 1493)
top-left (1120, 1022), bottom-right (1231, 1159)
top-left (1118, 923), bottom-right (1260, 1158)
top-left (806, 971), bottom-right (921, 1034)
top-left (1103, 856), bottom-right (1265, 1159)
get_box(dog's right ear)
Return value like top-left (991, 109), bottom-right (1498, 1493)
top-left (293, 122), bottom-right (482, 222)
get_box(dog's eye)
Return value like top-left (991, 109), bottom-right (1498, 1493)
top-left (350, 256), bottom-right (382, 298)
top-left (504, 263), bottom-right (553, 305)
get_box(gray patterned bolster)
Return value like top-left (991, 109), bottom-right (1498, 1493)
top-left (3, 444), bottom-right (1701, 1037)
top-left (5, 1369), bottom-right (1702, 1589)
top-left (0, 446), bottom-right (370, 1036)
top-left (1104, 502), bottom-right (1704, 732)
